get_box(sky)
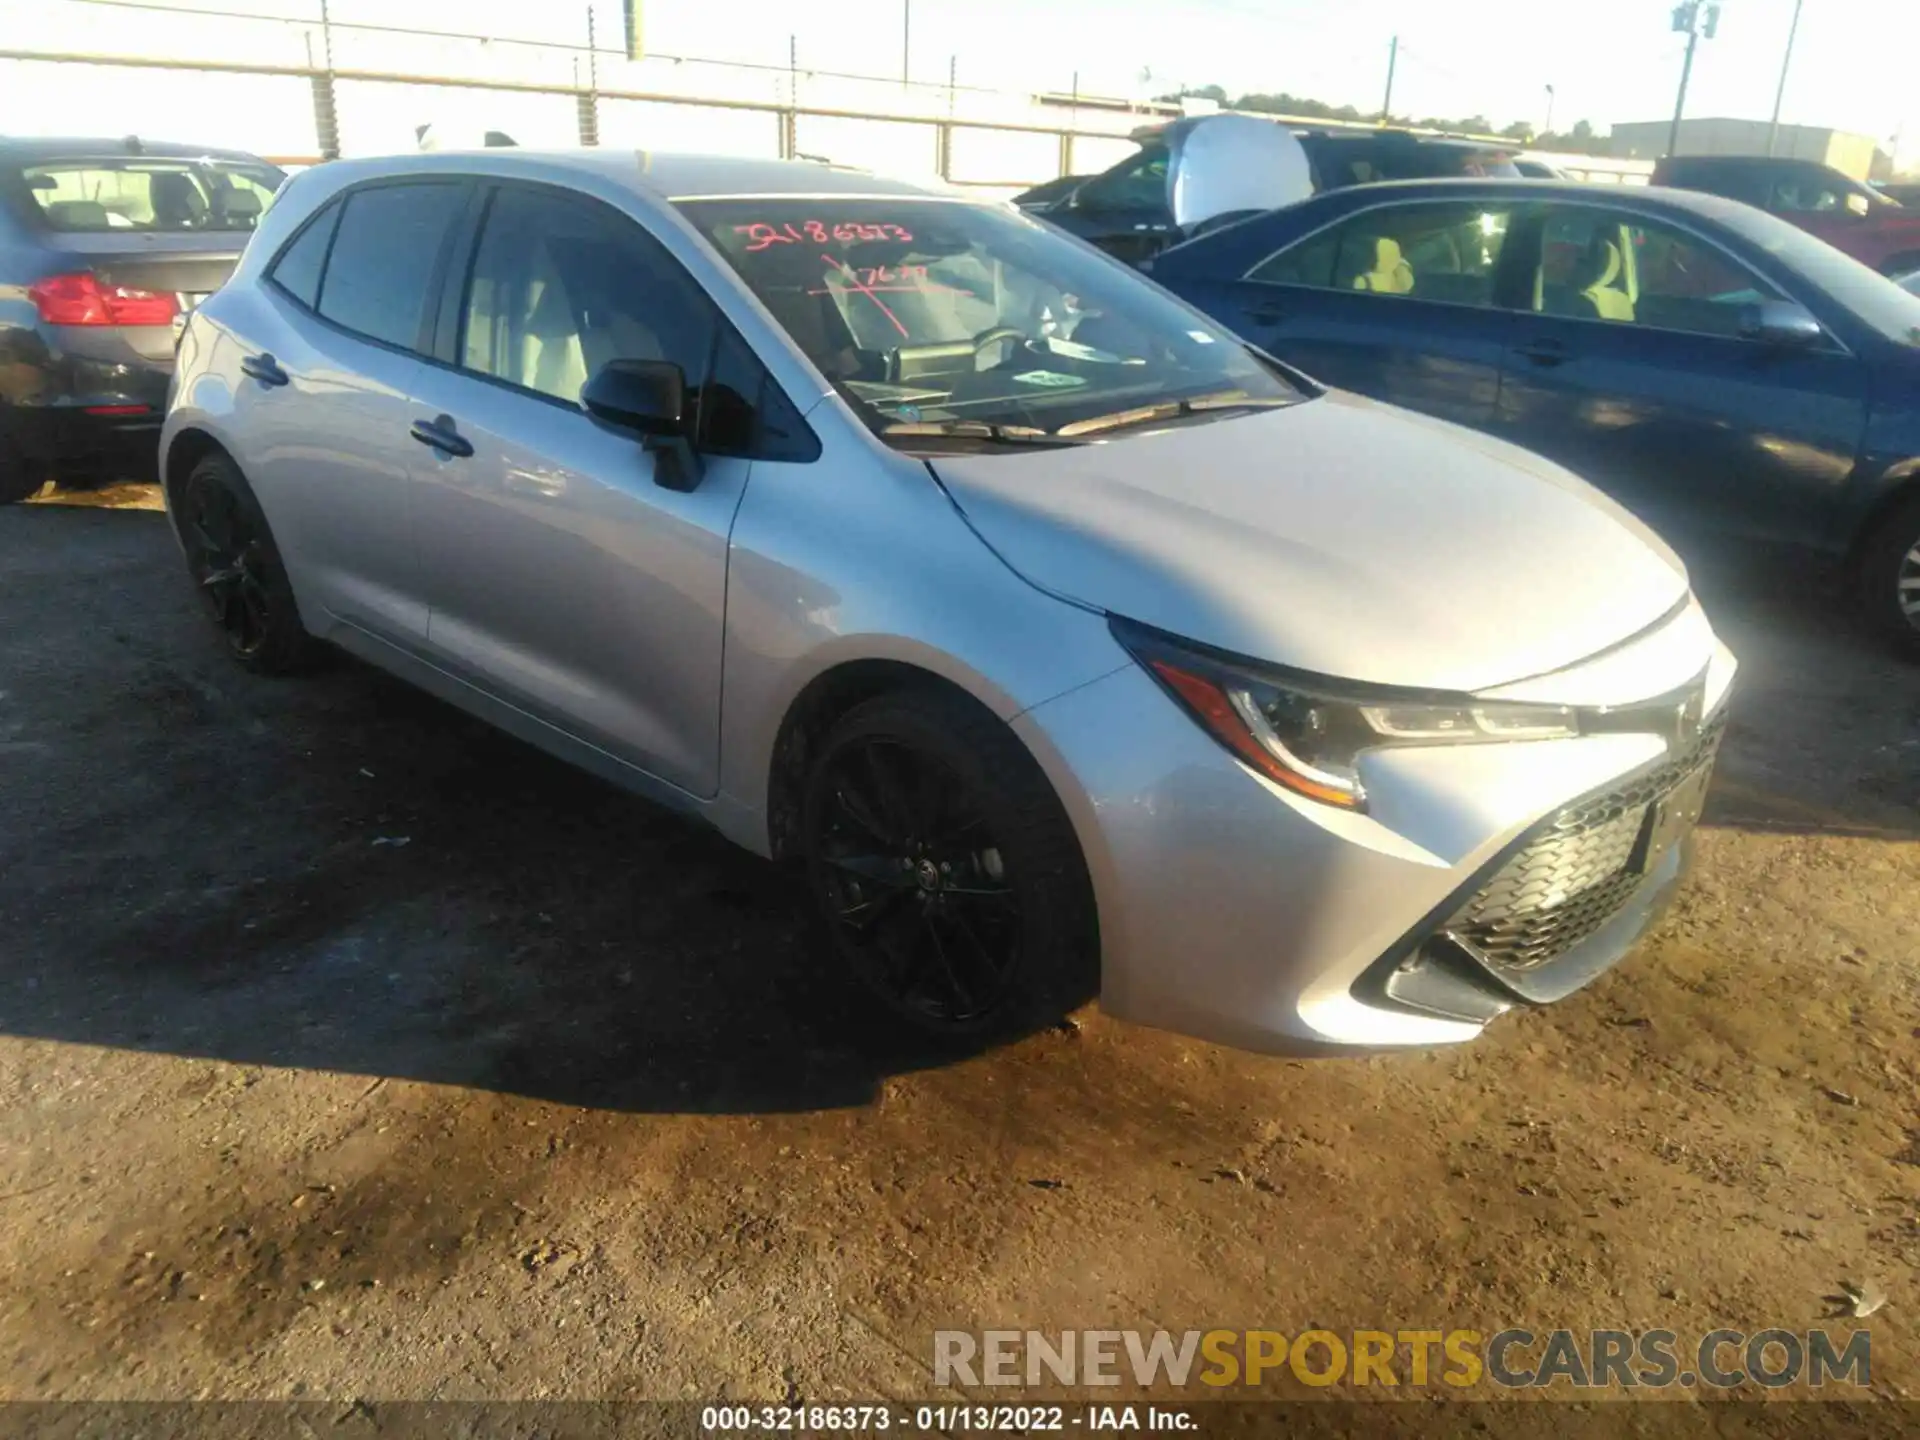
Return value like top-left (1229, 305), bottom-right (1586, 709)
top-left (2, 0), bottom-right (1915, 170)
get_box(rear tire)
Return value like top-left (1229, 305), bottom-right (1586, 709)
top-left (1855, 489), bottom-right (1920, 657)
top-left (801, 688), bottom-right (1097, 1038)
top-left (178, 452), bottom-right (318, 674)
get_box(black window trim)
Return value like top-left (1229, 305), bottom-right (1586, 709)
top-left (262, 175), bottom-right (475, 364)
top-left (427, 175), bottom-right (820, 463)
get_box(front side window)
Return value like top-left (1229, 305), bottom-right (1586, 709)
top-left (1248, 202), bottom-right (1513, 306)
top-left (18, 158), bottom-right (283, 232)
top-left (1769, 174), bottom-right (1849, 214)
top-left (1536, 207), bottom-right (1783, 338)
top-left (675, 195), bottom-right (1301, 444)
top-left (461, 187), bottom-right (715, 406)
top-left (316, 182), bottom-right (465, 352)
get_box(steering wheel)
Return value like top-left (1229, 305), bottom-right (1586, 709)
top-left (972, 326), bottom-right (1029, 364)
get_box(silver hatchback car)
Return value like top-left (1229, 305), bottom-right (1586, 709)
top-left (161, 151), bottom-right (1735, 1054)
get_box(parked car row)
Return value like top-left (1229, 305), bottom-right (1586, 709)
top-left (4, 125), bottom-right (1908, 1062)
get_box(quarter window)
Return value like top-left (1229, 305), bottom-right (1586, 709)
top-left (1536, 208), bottom-right (1784, 339)
top-left (267, 200), bottom-right (339, 311)
top-left (1248, 202), bottom-right (1513, 307)
top-left (460, 187), bottom-right (715, 406)
top-left (316, 182), bottom-right (465, 351)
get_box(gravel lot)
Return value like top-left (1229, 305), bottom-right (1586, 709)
top-left (0, 488), bottom-right (1915, 1420)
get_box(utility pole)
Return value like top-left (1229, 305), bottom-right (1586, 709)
top-left (901, 0), bottom-right (911, 86)
top-left (1767, 0), bottom-right (1803, 156)
top-left (1380, 35), bottom-right (1398, 123)
top-left (1543, 83), bottom-right (1555, 137)
top-left (1666, 1), bottom-right (1720, 158)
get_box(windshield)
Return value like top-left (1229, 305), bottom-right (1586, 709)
top-left (1712, 201), bottom-right (1920, 347)
top-left (18, 158), bottom-right (285, 233)
top-left (675, 195), bottom-right (1303, 444)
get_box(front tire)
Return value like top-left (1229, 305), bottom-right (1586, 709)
top-left (801, 688), bottom-right (1097, 1037)
top-left (178, 452), bottom-right (317, 674)
top-left (1855, 490), bottom-right (1920, 656)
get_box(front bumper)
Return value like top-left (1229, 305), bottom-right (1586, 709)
top-left (1013, 633), bottom-right (1736, 1055)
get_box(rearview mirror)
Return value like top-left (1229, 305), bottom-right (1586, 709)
top-left (581, 359), bottom-right (702, 490)
top-left (1740, 300), bottom-right (1824, 349)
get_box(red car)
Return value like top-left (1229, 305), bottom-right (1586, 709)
top-left (1652, 155), bottom-right (1920, 277)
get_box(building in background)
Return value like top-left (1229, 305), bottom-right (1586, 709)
top-left (1611, 117), bottom-right (1893, 180)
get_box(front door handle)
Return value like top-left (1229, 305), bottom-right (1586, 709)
top-left (409, 415), bottom-right (473, 458)
top-left (239, 352), bottom-right (288, 388)
top-left (1512, 339), bottom-right (1571, 367)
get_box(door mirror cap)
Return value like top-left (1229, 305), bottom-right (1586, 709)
top-left (582, 358), bottom-right (687, 436)
top-left (581, 359), bottom-right (703, 490)
top-left (1740, 300), bottom-right (1824, 349)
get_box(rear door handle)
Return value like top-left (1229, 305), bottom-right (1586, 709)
top-left (239, 352), bottom-right (288, 388)
top-left (409, 414), bottom-right (473, 459)
top-left (1512, 339), bottom-right (1571, 367)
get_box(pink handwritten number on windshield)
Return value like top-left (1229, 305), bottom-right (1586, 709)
top-left (734, 221), bottom-right (914, 253)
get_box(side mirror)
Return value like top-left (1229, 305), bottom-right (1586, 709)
top-left (1739, 300), bottom-right (1824, 350)
top-left (1846, 192), bottom-right (1871, 218)
top-left (581, 359), bottom-right (702, 490)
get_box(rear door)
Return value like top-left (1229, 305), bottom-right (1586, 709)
top-left (1205, 197), bottom-right (1526, 428)
top-left (237, 179), bottom-right (469, 644)
top-left (1493, 202), bottom-right (1868, 548)
top-left (400, 182), bottom-right (758, 797)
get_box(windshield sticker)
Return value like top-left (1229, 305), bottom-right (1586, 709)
top-left (1186, 330), bottom-right (1217, 344)
top-left (1012, 370), bottom-right (1089, 389)
top-left (734, 221), bottom-right (914, 252)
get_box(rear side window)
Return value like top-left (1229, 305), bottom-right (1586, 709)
top-left (316, 182), bottom-right (465, 352)
top-left (267, 202), bottom-right (339, 311)
top-left (18, 159), bottom-right (282, 232)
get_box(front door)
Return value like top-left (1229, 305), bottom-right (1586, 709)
top-left (1494, 203), bottom-right (1868, 549)
top-left (404, 183), bottom-right (751, 799)
top-left (1211, 197), bottom-right (1526, 429)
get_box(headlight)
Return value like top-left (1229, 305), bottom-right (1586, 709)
top-left (1112, 618), bottom-right (1578, 811)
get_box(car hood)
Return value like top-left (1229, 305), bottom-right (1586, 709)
top-left (929, 392), bottom-right (1690, 694)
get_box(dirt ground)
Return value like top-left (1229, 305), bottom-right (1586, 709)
top-left (0, 486), bottom-right (1915, 1421)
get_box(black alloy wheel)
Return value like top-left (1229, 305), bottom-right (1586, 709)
top-left (178, 454), bottom-right (315, 673)
top-left (1857, 491), bottom-right (1920, 657)
top-left (802, 690), bottom-right (1096, 1036)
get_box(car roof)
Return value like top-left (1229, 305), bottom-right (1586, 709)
top-left (1282, 176), bottom-right (1737, 211)
top-left (0, 135), bottom-right (271, 163)
top-left (1300, 131), bottom-right (1509, 150)
top-left (1656, 154), bottom-right (1829, 170)
top-left (289, 149), bottom-right (959, 203)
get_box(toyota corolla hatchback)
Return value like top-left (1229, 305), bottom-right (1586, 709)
top-left (161, 151), bottom-right (1736, 1055)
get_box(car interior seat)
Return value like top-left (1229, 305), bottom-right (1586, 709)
top-left (1574, 236), bottom-right (1635, 321)
top-left (209, 187), bottom-right (262, 229)
top-left (150, 173), bottom-right (209, 228)
top-left (1339, 237), bottom-right (1416, 294)
top-left (43, 201), bottom-right (112, 230)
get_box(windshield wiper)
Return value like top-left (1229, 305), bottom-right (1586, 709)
top-left (1053, 391), bottom-right (1295, 439)
top-left (879, 420), bottom-right (1089, 448)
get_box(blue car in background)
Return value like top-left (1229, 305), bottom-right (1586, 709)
top-left (1148, 179), bottom-right (1920, 650)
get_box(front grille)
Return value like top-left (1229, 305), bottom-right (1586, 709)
top-left (1447, 707), bottom-right (1726, 973)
